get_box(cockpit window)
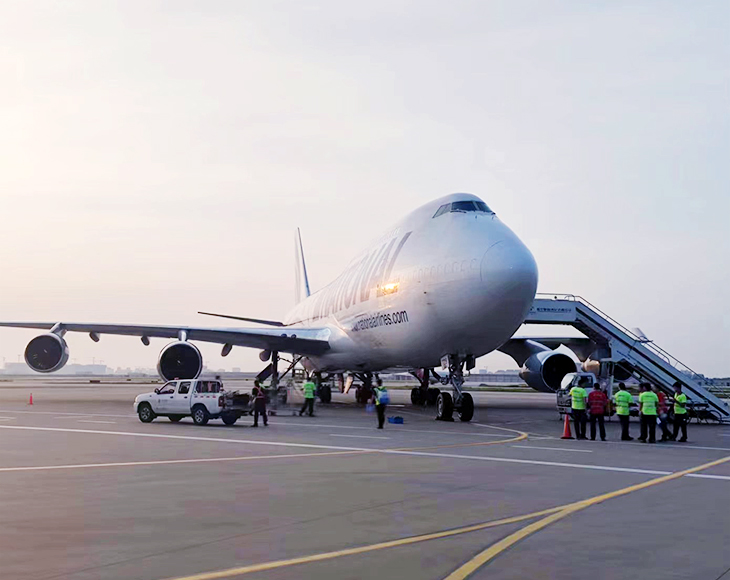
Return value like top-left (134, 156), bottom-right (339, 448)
top-left (433, 201), bottom-right (494, 218)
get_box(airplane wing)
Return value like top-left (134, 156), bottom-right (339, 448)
top-left (0, 322), bottom-right (330, 356)
top-left (498, 337), bottom-right (595, 365)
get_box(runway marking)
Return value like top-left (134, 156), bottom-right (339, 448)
top-left (685, 473), bottom-right (730, 481)
top-left (53, 415), bottom-right (87, 419)
top-left (161, 455), bottom-right (730, 580)
top-left (0, 451), bottom-right (366, 473)
top-left (0, 417), bottom-right (16, 421)
top-left (441, 454), bottom-right (730, 579)
top-left (0, 424), bottom-right (717, 478)
top-left (0, 409), bottom-right (133, 418)
top-left (510, 445), bottom-right (592, 454)
top-left (277, 421), bottom-right (507, 438)
top-left (333, 434), bottom-right (390, 440)
top-left (77, 420), bottom-right (116, 424)
top-left (159, 506), bottom-right (566, 580)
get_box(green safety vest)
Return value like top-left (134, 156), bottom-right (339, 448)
top-left (569, 387), bottom-right (587, 410)
top-left (375, 387), bottom-right (388, 405)
top-left (639, 391), bottom-right (658, 416)
top-left (674, 393), bottom-right (688, 415)
top-left (614, 390), bottom-right (633, 416)
top-left (303, 381), bottom-right (316, 399)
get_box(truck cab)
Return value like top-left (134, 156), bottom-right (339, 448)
top-left (134, 379), bottom-right (250, 425)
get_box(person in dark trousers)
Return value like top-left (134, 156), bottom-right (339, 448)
top-left (372, 384), bottom-right (389, 429)
top-left (654, 385), bottom-right (671, 442)
top-left (671, 382), bottom-right (689, 442)
top-left (251, 379), bottom-right (268, 427)
top-left (588, 382), bottom-right (608, 441)
top-left (569, 377), bottom-right (589, 440)
top-left (638, 382), bottom-right (658, 443)
top-left (300, 376), bottom-right (316, 417)
top-left (613, 382), bottom-right (634, 440)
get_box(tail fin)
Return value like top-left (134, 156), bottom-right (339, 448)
top-left (294, 228), bottom-right (311, 304)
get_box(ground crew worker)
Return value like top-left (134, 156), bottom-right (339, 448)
top-left (251, 379), bottom-right (268, 427)
top-left (299, 375), bottom-right (316, 417)
top-left (638, 382), bottom-right (658, 443)
top-left (654, 385), bottom-right (671, 442)
top-left (588, 382), bottom-right (608, 441)
top-left (569, 377), bottom-right (589, 440)
top-left (614, 382), bottom-right (634, 441)
top-left (372, 384), bottom-right (389, 429)
top-left (671, 382), bottom-right (689, 442)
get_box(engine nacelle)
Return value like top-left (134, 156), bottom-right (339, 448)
top-left (520, 351), bottom-right (577, 393)
top-left (25, 334), bottom-right (70, 373)
top-left (157, 341), bottom-right (203, 382)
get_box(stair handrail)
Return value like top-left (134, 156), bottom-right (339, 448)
top-left (534, 293), bottom-right (701, 381)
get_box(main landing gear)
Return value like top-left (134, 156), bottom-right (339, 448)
top-left (430, 355), bottom-right (474, 422)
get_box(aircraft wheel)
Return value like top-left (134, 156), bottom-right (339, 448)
top-left (426, 388), bottom-right (440, 406)
top-left (410, 388), bottom-right (422, 406)
top-left (436, 392), bottom-right (453, 421)
top-left (458, 393), bottom-right (474, 422)
top-left (319, 385), bottom-right (332, 404)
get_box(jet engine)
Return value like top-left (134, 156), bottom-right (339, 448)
top-left (25, 334), bottom-right (70, 373)
top-left (157, 341), bottom-right (203, 382)
top-left (520, 350), bottom-right (577, 393)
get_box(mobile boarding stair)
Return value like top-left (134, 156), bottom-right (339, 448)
top-left (525, 294), bottom-right (730, 424)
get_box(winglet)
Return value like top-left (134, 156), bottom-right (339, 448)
top-left (294, 228), bottom-right (311, 304)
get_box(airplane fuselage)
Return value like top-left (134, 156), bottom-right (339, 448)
top-left (284, 193), bottom-right (539, 373)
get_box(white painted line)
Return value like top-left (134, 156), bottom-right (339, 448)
top-left (333, 434), bottom-right (390, 440)
top-left (0, 425), bottom-right (725, 482)
top-left (280, 421), bottom-right (505, 438)
top-left (383, 449), bottom-right (672, 476)
top-left (511, 445), bottom-right (593, 454)
top-left (0, 409), bottom-right (133, 418)
top-left (686, 473), bottom-right (730, 481)
top-left (0, 417), bottom-right (16, 421)
top-left (0, 425), bottom-right (371, 452)
top-left (53, 415), bottom-right (89, 419)
top-left (77, 420), bottom-right (116, 425)
top-left (0, 451), bottom-right (358, 473)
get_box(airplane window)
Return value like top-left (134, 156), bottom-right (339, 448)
top-left (433, 200), bottom-right (494, 218)
top-left (432, 204), bottom-right (450, 218)
top-left (474, 201), bottom-right (494, 213)
top-left (450, 201), bottom-right (477, 212)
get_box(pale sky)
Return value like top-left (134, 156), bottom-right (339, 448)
top-left (0, 1), bottom-right (728, 376)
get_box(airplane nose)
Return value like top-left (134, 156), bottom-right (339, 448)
top-left (480, 240), bottom-right (538, 311)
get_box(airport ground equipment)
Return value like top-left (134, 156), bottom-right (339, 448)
top-left (134, 379), bottom-right (250, 425)
top-left (523, 294), bottom-right (729, 423)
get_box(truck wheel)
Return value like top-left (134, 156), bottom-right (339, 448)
top-left (458, 393), bottom-right (474, 422)
top-left (192, 405), bottom-right (209, 426)
top-left (137, 403), bottom-right (155, 423)
top-left (221, 414), bottom-right (237, 426)
top-left (168, 415), bottom-right (183, 423)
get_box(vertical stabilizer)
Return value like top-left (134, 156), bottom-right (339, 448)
top-left (294, 228), bottom-right (311, 304)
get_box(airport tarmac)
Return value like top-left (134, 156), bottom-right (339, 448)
top-left (1, 381), bottom-right (729, 580)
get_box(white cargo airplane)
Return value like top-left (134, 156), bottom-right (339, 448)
top-left (0, 193), bottom-right (543, 422)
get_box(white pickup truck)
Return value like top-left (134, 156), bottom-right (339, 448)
top-left (134, 379), bottom-right (250, 426)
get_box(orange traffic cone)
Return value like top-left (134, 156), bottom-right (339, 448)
top-left (560, 413), bottom-right (573, 439)
top-left (28, 393), bottom-right (33, 406)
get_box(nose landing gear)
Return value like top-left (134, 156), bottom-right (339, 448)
top-left (435, 355), bottom-right (475, 422)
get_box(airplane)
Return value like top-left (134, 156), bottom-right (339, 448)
top-left (0, 193), bottom-right (584, 422)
